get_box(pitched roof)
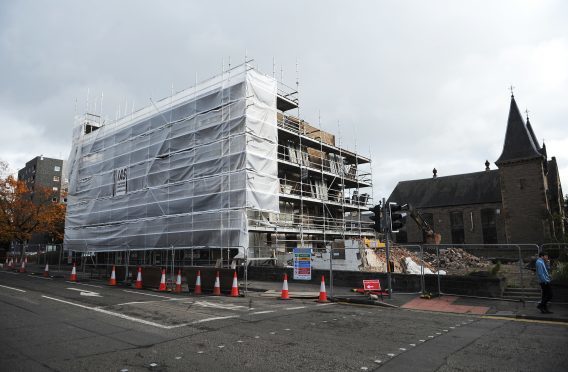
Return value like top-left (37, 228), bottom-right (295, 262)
top-left (495, 96), bottom-right (543, 165)
top-left (387, 170), bottom-right (501, 208)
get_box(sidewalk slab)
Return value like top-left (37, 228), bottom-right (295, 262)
top-left (401, 296), bottom-right (490, 315)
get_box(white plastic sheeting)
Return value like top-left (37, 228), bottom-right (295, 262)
top-left (64, 66), bottom-right (279, 253)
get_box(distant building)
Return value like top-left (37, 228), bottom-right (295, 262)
top-left (388, 95), bottom-right (565, 245)
top-left (18, 156), bottom-right (64, 202)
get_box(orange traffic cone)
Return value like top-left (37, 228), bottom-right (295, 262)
top-left (230, 271), bottom-right (239, 297)
top-left (212, 271), bottom-right (221, 296)
top-left (19, 259), bottom-right (26, 273)
top-left (108, 265), bottom-right (117, 286)
top-left (70, 262), bottom-right (77, 281)
top-left (317, 275), bottom-right (328, 303)
top-left (280, 273), bottom-right (291, 300)
top-left (194, 270), bottom-right (202, 295)
top-left (174, 269), bottom-right (182, 293)
top-left (43, 263), bottom-right (50, 277)
top-left (135, 266), bottom-right (143, 289)
top-left (158, 269), bottom-right (167, 291)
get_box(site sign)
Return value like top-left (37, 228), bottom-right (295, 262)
top-left (363, 279), bottom-right (381, 291)
top-left (293, 248), bottom-right (312, 280)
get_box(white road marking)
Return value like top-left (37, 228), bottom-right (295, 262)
top-left (66, 281), bottom-right (103, 288)
top-left (0, 284), bottom-right (26, 293)
top-left (197, 351), bottom-right (204, 354)
top-left (409, 344), bottom-right (416, 347)
top-left (192, 315), bottom-right (239, 324)
top-left (284, 306), bottom-right (306, 310)
top-left (66, 288), bottom-right (101, 297)
top-left (122, 290), bottom-right (173, 299)
top-left (175, 357), bottom-right (181, 360)
top-left (361, 367), bottom-right (368, 370)
top-left (419, 340), bottom-right (425, 342)
top-left (387, 353), bottom-right (395, 357)
top-left (237, 340), bottom-right (243, 343)
top-left (399, 348), bottom-right (406, 351)
top-left (116, 301), bottom-right (156, 306)
top-left (27, 275), bottom-right (52, 280)
top-left (315, 303), bottom-right (335, 307)
top-left (269, 331), bottom-right (276, 334)
top-left (42, 295), bottom-right (189, 329)
top-left (254, 336), bottom-right (260, 339)
top-left (374, 360), bottom-right (382, 364)
top-left (443, 329), bottom-right (448, 332)
top-left (251, 310), bottom-right (275, 315)
top-left (0, 271), bottom-right (18, 275)
top-left (194, 300), bottom-right (247, 311)
top-left (217, 345), bottom-right (224, 349)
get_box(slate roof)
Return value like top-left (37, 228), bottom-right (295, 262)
top-left (495, 96), bottom-right (543, 165)
top-left (387, 170), bottom-right (501, 208)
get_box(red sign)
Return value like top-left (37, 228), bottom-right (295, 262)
top-left (363, 280), bottom-right (381, 291)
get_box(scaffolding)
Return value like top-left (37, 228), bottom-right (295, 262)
top-left (64, 62), bottom-right (374, 266)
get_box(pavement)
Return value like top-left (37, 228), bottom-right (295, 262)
top-left (1, 264), bottom-right (568, 371)
top-left (8, 263), bottom-right (568, 323)
top-left (245, 278), bottom-right (568, 323)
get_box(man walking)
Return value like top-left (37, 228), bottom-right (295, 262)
top-left (536, 252), bottom-right (553, 314)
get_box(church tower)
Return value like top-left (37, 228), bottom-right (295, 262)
top-left (495, 95), bottom-right (551, 244)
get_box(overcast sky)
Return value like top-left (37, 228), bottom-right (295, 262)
top-left (1, 0), bottom-right (567, 200)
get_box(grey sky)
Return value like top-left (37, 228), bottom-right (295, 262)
top-left (1, 0), bottom-right (567, 199)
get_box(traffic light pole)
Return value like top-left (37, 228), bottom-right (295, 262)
top-left (382, 197), bottom-right (392, 299)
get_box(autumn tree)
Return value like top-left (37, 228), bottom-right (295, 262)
top-left (0, 174), bottom-right (66, 253)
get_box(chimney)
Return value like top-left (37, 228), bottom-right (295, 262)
top-left (485, 160), bottom-right (490, 171)
top-left (432, 168), bottom-right (437, 178)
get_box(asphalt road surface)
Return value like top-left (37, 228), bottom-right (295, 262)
top-left (1, 270), bottom-right (567, 371)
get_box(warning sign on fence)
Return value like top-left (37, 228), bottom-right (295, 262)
top-left (293, 248), bottom-right (312, 281)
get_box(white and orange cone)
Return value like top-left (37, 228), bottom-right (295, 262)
top-left (317, 275), bottom-right (329, 303)
top-left (135, 266), bottom-right (143, 289)
top-left (194, 270), bottom-right (202, 295)
top-left (230, 271), bottom-right (239, 297)
top-left (43, 263), bottom-right (50, 277)
top-left (108, 265), bottom-right (117, 286)
top-left (280, 273), bottom-right (291, 300)
top-left (174, 269), bottom-right (182, 293)
top-left (212, 271), bottom-right (221, 296)
top-left (70, 262), bottom-right (77, 281)
top-left (158, 269), bottom-right (167, 291)
top-left (8, 258), bottom-right (13, 269)
top-left (19, 259), bottom-right (26, 273)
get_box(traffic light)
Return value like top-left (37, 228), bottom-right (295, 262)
top-left (369, 204), bottom-right (382, 232)
top-left (389, 202), bottom-right (408, 233)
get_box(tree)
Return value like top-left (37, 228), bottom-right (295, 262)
top-left (0, 175), bottom-right (66, 252)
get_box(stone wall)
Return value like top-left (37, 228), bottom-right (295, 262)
top-left (499, 158), bottom-right (550, 244)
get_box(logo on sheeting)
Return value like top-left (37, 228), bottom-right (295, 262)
top-left (114, 167), bottom-right (128, 196)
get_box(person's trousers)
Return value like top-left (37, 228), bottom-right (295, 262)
top-left (539, 282), bottom-right (553, 308)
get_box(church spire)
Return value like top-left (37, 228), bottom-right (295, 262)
top-left (495, 95), bottom-right (543, 166)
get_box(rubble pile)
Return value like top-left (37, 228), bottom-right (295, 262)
top-left (422, 247), bottom-right (489, 273)
top-left (365, 246), bottom-right (489, 275)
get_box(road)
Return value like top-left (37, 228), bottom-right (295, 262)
top-left (1, 270), bottom-right (567, 371)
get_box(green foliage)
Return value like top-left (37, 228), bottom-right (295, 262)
top-left (552, 262), bottom-right (568, 282)
top-left (490, 261), bottom-right (501, 276)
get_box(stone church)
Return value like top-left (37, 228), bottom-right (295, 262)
top-left (388, 95), bottom-right (565, 245)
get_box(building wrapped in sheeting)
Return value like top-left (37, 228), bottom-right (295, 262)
top-left (65, 63), bottom-right (374, 266)
top-left (65, 65), bottom-right (279, 257)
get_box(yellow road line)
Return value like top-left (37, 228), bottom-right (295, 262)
top-left (482, 315), bottom-right (568, 326)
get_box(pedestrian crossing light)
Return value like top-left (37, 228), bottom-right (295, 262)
top-left (369, 204), bottom-right (382, 232)
top-left (389, 202), bottom-right (408, 233)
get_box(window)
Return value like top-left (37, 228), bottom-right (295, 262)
top-left (450, 211), bottom-right (465, 244)
top-left (53, 176), bottom-right (60, 182)
top-left (481, 209), bottom-right (498, 244)
top-left (54, 166), bottom-right (61, 172)
top-left (52, 187), bottom-right (58, 192)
